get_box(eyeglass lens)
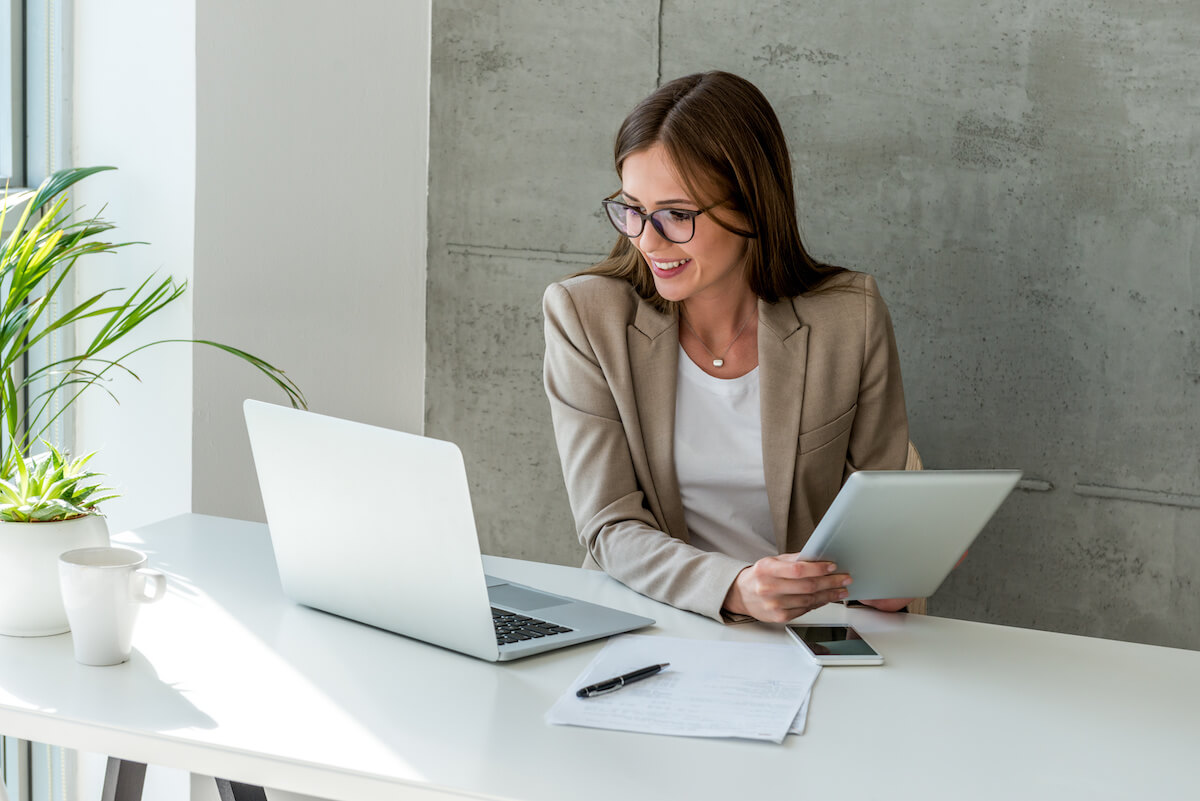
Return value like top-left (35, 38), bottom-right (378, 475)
top-left (605, 203), bottom-right (695, 244)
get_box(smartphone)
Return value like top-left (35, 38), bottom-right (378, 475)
top-left (786, 623), bottom-right (884, 666)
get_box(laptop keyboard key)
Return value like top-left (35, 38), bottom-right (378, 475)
top-left (493, 607), bottom-right (574, 646)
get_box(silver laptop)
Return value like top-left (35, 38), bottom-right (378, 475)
top-left (797, 470), bottom-right (1022, 600)
top-left (243, 400), bottom-right (654, 661)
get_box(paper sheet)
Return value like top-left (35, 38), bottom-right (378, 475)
top-left (546, 634), bottom-right (820, 743)
top-left (788, 693), bottom-right (812, 735)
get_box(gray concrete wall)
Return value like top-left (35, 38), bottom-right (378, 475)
top-left (427, 0), bottom-right (1200, 649)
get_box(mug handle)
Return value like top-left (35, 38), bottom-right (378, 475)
top-left (132, 568), bottom-right (166, 603)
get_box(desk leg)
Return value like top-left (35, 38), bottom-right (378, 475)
top-left (101, 759), bottom-right (146, 801)
top-left (215, 779), bottom-right (268, 801)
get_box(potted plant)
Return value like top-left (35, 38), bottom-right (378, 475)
top-left (0, 445), bottom-right (114, 634)
top-left (0, 166), bottom-right (305, 636)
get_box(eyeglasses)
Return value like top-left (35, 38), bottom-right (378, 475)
top-left (601, 195), bottom-right (716, 244)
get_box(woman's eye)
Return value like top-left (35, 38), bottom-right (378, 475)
top-left (666, 209), bottom-right (694, 223)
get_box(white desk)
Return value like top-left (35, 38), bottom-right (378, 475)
top-left (0, 514), bottom-right (1196, 800)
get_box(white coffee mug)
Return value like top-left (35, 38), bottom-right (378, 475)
top-left (58, 547), bottom-right (166, 666)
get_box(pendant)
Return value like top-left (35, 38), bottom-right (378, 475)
top-left (712, 359), bottom-right (724, 368)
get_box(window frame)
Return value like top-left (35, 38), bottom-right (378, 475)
top-left (2, 3), bottom-right (75, 799)
top-left (15, 0), bottom-right (74, 455)
top-left (0, 0), bottom-right (23, 187)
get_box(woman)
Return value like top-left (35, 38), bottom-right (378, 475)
top-left (543, 71), bottom-right (912, 623)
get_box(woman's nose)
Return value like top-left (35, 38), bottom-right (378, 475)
top-left (636, 217), bottom-right (667, 249)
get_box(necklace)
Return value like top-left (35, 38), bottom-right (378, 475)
top-left (680, 308), bottom-right (755, 369)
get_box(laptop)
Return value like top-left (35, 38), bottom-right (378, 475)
top-left (243, 400), bottom-right (654, 661)
top-left (797, 469), bottom-right (1022, 600)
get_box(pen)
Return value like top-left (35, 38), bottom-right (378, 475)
top-left (576, 663), bottom-right (670, 698)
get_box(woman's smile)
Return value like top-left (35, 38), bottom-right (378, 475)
top-left (649, 256), bottom-right (693, 277)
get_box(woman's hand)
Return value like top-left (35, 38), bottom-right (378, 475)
top-left (856, 598), bottom-right (913, 612)
top-left (855, 551), bottom-right (968, 612)
top-left (722, 556), bottom-right (852, 623)
top-left (854, 549), bottom-right (969, 613)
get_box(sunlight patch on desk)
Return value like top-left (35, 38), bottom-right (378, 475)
top-left (135, 583), bottom-right (428, 782)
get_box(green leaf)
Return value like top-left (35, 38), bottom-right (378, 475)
top-left (0, 478), bottom-right (21, 503)
top-left (2, 370), bottom-right (18, 451)
top-left (29, 499), bottom-right (87, 521)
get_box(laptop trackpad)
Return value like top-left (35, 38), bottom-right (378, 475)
top-left (489, 583), bottom-right (570, 612)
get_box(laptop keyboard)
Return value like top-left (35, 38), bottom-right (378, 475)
top-left (492, 607), bottom-right (574, 645)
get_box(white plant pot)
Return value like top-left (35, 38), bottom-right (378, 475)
top-left (0, 515), bottom-right (110, 636)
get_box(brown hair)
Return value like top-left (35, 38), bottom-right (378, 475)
top-left (583, 71), bottom-right (843, 311)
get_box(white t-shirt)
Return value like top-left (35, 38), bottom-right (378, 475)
top-left (673, 346), bottom-right (775, 563)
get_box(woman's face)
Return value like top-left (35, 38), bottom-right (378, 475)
top-left (619, 143), bottom-right (751, 306)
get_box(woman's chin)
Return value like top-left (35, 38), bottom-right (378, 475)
top-left (651, 276), bottom-right (692, 303)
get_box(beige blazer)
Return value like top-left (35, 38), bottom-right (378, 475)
top-left (542, 270), bottom-right (909, 622)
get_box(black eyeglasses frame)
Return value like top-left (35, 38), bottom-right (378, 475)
top-left (601, 193), bottom-right (720, 245)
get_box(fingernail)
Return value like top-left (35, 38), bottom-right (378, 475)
top-left (826, 563), bottom-right (838, 574)
top-left (838, 589), bottom-right (849, 599)
top-left (842, 577), bottom-right (853, 587)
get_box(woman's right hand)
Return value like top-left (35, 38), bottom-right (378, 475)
top-left (722, 556), bottom-right (852, 623)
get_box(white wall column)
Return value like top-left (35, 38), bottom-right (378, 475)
top-left (192, 0), bottom-right (430, 521)
top-left (71, 0), bottom-right (195, 537)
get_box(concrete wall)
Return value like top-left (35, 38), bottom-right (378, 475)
top-left (426, 0), bottom-right (1200, 649)
top-left (193, 0), bottom-right (431, 521)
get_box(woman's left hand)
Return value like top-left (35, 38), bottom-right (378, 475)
top-left (857, 550), bottom-right (967, 612)
top-left (856, 598), bottom-right (913, 612)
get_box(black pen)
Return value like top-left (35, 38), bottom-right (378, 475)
top-left (576, 663), bottom-right (670, 698)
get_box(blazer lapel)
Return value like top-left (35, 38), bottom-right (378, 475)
top-left (628, 300), bottom-right (687, 541)
top-left (758, 298), bottom-right (809, 553)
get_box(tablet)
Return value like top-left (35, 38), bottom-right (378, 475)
top-left (797, 470), bottom-right (1022, 601)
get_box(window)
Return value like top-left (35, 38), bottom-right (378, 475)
top-left (2, 0), bottom-right (73, 455)
top-left (0, 0), bottom-right (22, 187)
top-left (2, 735), bottom-right (27, 801)
top-left (1, 737), bottom-right (74, 801)
top-left (2, 2), bottom-right (74, 800)
top-left (3, 0), bottom-right (71, 190)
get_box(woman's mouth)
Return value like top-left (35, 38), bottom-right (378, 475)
top-left (650, 257), bottom-right (692, 277)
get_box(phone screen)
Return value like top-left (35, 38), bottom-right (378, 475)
top-left (787, 625), bottom-right (879, 657)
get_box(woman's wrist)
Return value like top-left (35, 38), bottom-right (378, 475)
top-left (722, 567), bottom-right (750, 616)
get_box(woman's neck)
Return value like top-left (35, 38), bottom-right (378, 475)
top-left (679, 287), bottom-right (759, 343)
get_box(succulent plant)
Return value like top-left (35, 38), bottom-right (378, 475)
top-left (0, 443), bottom-right (116, 522)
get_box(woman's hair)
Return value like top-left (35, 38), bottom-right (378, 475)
top-left (584, 71), bottom-right (843, 310)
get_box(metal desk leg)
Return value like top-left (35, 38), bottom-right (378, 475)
top-left (101, 759), bottom-right (146, 801)
top-left (215, 778), bottom-right (268, 801)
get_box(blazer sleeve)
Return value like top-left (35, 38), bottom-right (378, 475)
top-left (844, 275), bottom-right (909, 475)
top-left (542, 283), bottom-right (749, 622)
